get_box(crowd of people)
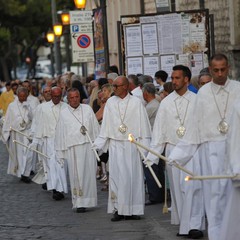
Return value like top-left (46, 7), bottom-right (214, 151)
top-left (0, 54), bottom-right (239, 239)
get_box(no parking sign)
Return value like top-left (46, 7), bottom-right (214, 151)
top-left (77, 34), bottom-right (91, 48)
top-left (70, 11), bottom-right (94, 63)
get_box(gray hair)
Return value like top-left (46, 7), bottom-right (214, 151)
top-left (142, 82), bottom-right (156, 95)
top-left (17, 87), bottom-right (29, 95)
top-left (138, 75), bottom-right (153, 87)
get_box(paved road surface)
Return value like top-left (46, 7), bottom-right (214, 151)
top-left (0, 141), bottom-right (208, 240)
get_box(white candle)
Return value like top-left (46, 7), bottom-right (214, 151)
top-left (135, 142), bottom-right (162, 188)
top-left (10, 127), bottom-right (32, 140)
top-left (128, 134), bottom-right (195, 176)
top-left (13, 140), bottom-right (49, 159)
top-left (185, 175), bottom-right (237, 181)
top-left (84, 129), bottom-right (101, 162)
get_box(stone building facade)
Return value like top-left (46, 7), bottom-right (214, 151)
top-left (147, 0), bottom-right (240, 79)
top-left (86, 0), bottom-right (240, 79)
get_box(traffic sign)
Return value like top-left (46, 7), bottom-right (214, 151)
top-left (70, 10), bottom-right (94, 63)
top-left (77, 35), bottom-right (91, 48)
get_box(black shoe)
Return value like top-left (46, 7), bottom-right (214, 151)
top-left (21, 175), bottom-right (31, 183)
top-left (188, 229), bottom-right (203, 239)
top-left (111, 212), bottom-right (124, 222)
top-left (52, 190), bottom-right (64, 201)
top-left (76, 207), bottom-right (86, 213)
top-left (42, 183), bottom-right (47, 190)
top-left (176, 233), bottom-right (189, 237)
top-left (145, 200), bottom-right (157, 206)
top-left (124, 215), bottom-right (141, 220)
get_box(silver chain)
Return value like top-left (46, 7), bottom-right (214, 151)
top-left (174, 96), bottom-right (189, 127)
top-left (211, 85), bottom-right (229, 121)
top-left (68, 105), bottom-right (84, 127)
top-left (118, 95), bottom-right (130, 125)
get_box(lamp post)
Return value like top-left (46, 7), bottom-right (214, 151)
top-left (53, 23), bottom-right (63, 75)
top-left (51, 0), bottom-right (62, 76)
top-left (73, 0), bottom-right (88, 77)
top-left (100, 0), bottom-right (109, 75)
top-left (59, 10), bottom-right (71, 72)
top-left (46, 31), bottom-right (55, 77)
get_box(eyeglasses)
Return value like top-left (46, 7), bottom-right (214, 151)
top-left (112, 84), bottom-right (125, 88)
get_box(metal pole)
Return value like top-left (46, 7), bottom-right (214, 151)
top-left (100, 0), bottom-right (109, 75)
top-left (63, 26), bottom-right (71, 72)
top-left (199, 0), bottom-right (205, 9)
top-left (51, 0), bottom-right (62, 75)
top-left (50, 44), bottom-right (55, 77)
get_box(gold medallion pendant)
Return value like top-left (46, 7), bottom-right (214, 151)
top-left (218, 120), bottom-right (229, 134)
top-left (118, 124), bottom-right (128, 134)
top-left (176, 126), bottom-right (186, 138)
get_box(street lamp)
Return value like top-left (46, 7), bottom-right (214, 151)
top-left (74, 0), bottom-right (86, 9)
top-left (61, 11), bottom-right (70, 25)
top-left (46, 31), bottom-right (55, 43)
top-left (53, 23), bottom-right (63, 75)
top-left (53, 23), bottom-right (63, 37)
top-left (46, 31), bottom-right (55, 77)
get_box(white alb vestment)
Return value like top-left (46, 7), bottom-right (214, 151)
top-left (34, 100), bottom-right (68, 192)
top-left (170, 79), bottom-right (240, 240)
top-left (55, 104), bottom-right (99, 209)
top-left (2, 99), bottom-right (32, 177)
top-left (131, 86), bottom-right (146, 105)
top-left (27, 94), bottom-right (40, 115)
top-left (220, 101), bottom-right (240, 240)
top-left (26, 102), bottom-right (44, 172)
top-left (147, 90), bottom-right (205, 234)
top-left (94, 94), bottom-right (151, 216)
top-left (195, 80), bottom-right (240, 240)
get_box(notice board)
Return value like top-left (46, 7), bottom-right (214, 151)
top-left (120, 9), bottom-right (210, 83)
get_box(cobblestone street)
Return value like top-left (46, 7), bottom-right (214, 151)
top-left (0, 141), bottom-right (208, 240)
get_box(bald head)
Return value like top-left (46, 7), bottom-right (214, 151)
top-left (113, 76), bottom-right (129, 99)
top-left (43, 86), bottom-right (52, 102)
top-left (51, 87), bottom-right (62, 105)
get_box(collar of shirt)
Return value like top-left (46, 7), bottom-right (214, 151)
top-left (173, 89), bottom-right (191, 100)
top-left (211, 78), bottom-right (230, 94)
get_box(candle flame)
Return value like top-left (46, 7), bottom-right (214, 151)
top-left (185, 176), bottom-right (190, 181)
top-left (128, 134), bottom-right (134, 142)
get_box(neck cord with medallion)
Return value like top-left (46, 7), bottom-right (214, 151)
top-left (174, 96), bottom-right (189, 138)
top-left (211, 84), bottom-right (229, 134)
top-left (118, 95), bottom-right (130, 134)
top-left (17, 101), bottom-right (27, 128)
top-left (68, 105), bottom-right (86, 134)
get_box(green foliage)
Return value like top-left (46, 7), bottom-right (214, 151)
top-left (0, 0), bottom-right (76, 80)
top-left (0, 28), bottom-right (11, 55)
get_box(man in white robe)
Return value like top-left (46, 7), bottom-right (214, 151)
top-left (2, 87), bottom-right (33, 183)
top-left (32, 87), bottom-right (68, 200)
top-left (147, 65), bottom-right (205, 238)
top-left (220, 101), bottom-right (240, 240)
top-left (169, 54), bottom-right (240, 240)
top-left (55, 88), bottom-right (99, 212)
top-left (94, 76), bottom-right (151, 221)
top-left (27, 85), bottom-right (52, 174)
top-left (22, 80), bottom-right (40, 115)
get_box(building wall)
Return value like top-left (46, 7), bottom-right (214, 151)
top-left (86, 0), bottom-right (141, 73)
top-left (85, 0), bottom-right (240, 79)
top-left (145, 0), bottom-right (240, 79)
